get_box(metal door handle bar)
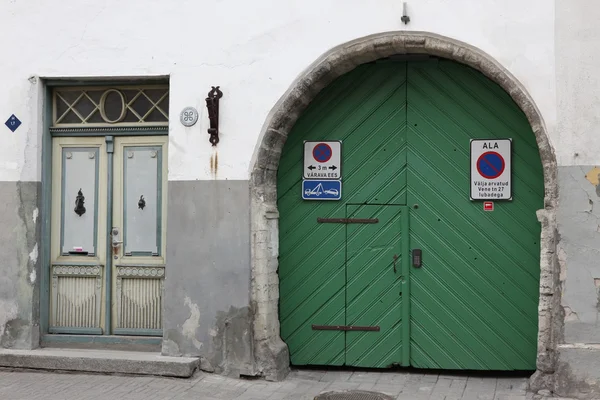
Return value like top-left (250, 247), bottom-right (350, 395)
top-left (317, 218), bottom-right (379, 224)
top-left (312, 325), bottom-right (380, 331)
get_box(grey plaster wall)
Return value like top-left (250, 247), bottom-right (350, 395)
top-left (556, 348), bottom-right (600, 399)
top-left (555, 168), bottom-right (600, 398)
top-left (162, 180), bottom-right (255, 377)
top-left (0, 181), bottom-right (40, 350)
top-left (558, 166), bottom-right (600, 343)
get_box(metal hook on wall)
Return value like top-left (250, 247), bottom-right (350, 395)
top-left (401, 2), bottom-right (410, 24)
top-left (206, 86), bottom-right (223, 146)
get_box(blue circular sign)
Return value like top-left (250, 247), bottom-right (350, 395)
top-left (476, 151), bottom-right (505, 179)
top-left (312, 143), bottom-right (332, 163)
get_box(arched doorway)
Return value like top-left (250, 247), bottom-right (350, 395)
top-left (277, 57), bottom-right (543, 370)
top-left (250, 32), bottom-right (558, 382)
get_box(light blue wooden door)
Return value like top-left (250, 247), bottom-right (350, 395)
top-left (49, 136), bottom-right (168, 336)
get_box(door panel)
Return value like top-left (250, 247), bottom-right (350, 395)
top-left (121, 146), bottom-right (162, 256)
top-left (407, 60), bottom-right (542, 370)
top-left (61, 148), bottom-right (100, 256)
top-left (49, 135), bottom-right (167, 336)
top-left (278, 61), bottom-right (408, 366)
top-left (279, 203), bottom-right (346, 366)
top-left (345, 205), bottom-right (404, 367)
top-left (112, 136), bottom-right (167, 335)
top-left (50, 137), bottom-right (107, 334)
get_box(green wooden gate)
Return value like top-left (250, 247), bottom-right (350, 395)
top-left (277, 58), bottom-right (543, 370)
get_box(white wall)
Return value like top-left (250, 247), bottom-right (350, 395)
top-left (556, 0), bottom-right (600, 166)
top-left (1, 0), bottom-right (556, 182)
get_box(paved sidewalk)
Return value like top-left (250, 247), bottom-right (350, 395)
top-left (0, 368), bottom-right (570, 400)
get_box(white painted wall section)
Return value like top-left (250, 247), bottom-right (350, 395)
top-left (556, 0), bottom-right (600, 166)
top-left (1, 0), bottom-right (557, 181)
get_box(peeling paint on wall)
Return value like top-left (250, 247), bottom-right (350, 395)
top-left (28, 243), bottom-right (38, 265)
top-left (594, 279), bottom-right (600, 312)
top-left (182, 296), bottom-right (203, 350)
top-left (0, 300), bottom-right (18, 339)
top-left (564, 306), bottom-right (579, 322)
top-left (558, 246), bottom-right (567, 283)
top-left (32, 208), bottom-right (38, 224)
top-left (0, 182), bottom-right (40, 350)
top-left (209, 306), bottom-right (255, 377)
top-left (585, 167), bottom-right (600, 186)
top-left (584, 167), bottom-right (600, 197)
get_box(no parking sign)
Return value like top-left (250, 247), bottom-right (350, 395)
top-left (303, 141), bottom-right (342, 180)
top-left (470, 139), bottom-right (512, 200)
top-left (302, 141), bottom-right (342, 201)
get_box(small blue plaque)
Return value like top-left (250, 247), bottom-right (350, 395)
top-left (5, 114), bottom-right (21, 132)
top-left (302, 180), bottom-right (342, 201)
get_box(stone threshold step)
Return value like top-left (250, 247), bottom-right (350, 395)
top-left (0, 348), bottom-right (199, 378)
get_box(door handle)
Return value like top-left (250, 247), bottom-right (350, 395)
top-left (412, 249), bottom-right (422, 268)
top-left (393, 254), bottom-right (398, 273)
top-left (111, 228), bottom-right (122, 248)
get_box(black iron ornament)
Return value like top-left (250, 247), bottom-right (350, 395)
top-left (138, 195), bottom-right (146, 210)
top-left (205, 86), bottom-right (223, 146)
top-left (74, 189), bottom-right (86, 216)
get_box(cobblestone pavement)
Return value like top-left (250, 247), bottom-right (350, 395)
top-left (0, 368), bottom-right (572, 400)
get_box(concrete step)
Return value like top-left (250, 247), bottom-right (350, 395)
top-left (0, 348), bottom-right (199, 377)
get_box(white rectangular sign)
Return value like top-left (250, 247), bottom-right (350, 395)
top-left (303, 141), bottom-right (342, 180)
top-left (470, 138), bottom-right (512, 200)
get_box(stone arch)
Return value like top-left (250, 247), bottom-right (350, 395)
top-left (250, 31), bottom-right (559, 384)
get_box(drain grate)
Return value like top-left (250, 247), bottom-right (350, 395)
top-left (314, 390), bottom-right (394, 400)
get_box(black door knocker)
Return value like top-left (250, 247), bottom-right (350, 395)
top-left (74, 189), bottom-right (86, 216)
top-left (138, 195), bottom-right (146, 210)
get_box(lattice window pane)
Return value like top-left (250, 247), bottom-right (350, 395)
top-left (52, 85), bottom-right (169, 128)
top-left (145, 108), bottom-right (168, 122)
top-left (76, 96), bottom-right (97, 119)
top-left (87, 110), bottom-right (105, 124)
top-left (60, 110), bottom-right (83, 124)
